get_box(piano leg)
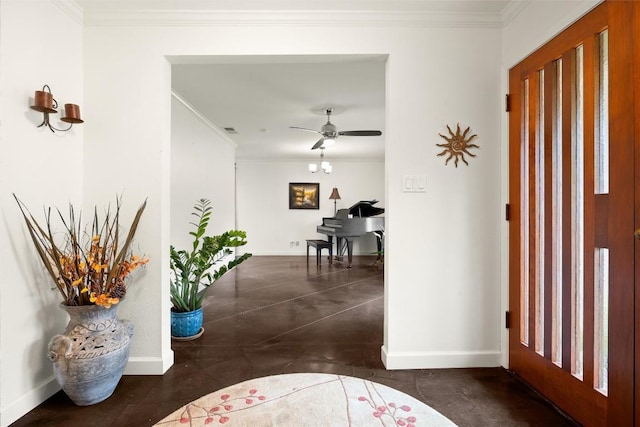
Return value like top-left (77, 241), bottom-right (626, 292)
top-left (334, 237), bottom-right (346, 262)
top-left (374, 231), bottom-right (384, 260)
top-left (327, 236), bottom-right (335, 262)
top-left (345, 238), bottom-right (354, 268)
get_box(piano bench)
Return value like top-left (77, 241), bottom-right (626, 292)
top-left (306, 239), bottom-right (332, 266)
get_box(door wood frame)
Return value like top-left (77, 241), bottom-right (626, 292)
top-left (633, 1), bottom-right (640, 425)
top-left (605, 2), bottom-right (635, 424)
top-left (508, 2), bottom-right (637, 425)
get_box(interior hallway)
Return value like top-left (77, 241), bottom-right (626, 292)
top-left (12, 256), bottom-right (577, 426)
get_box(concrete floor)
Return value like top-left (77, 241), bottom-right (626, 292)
top-left (12, 256), bottom-right (577, 426)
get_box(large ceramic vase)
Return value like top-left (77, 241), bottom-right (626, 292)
top-left (47, 303), bottom-right (133, 406)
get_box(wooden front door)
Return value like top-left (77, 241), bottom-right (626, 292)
top-left (508, 2), bottom-right (638, 425)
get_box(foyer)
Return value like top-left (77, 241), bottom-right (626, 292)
top-left (12, 256), bottom-right (576, 426)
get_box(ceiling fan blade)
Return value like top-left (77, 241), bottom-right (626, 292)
top-left (311, 138), bottom-right (325, 150)
top-left (290, 126), bottom-right (322, 134)
top-left (338, 130), bottom-right (382, 136)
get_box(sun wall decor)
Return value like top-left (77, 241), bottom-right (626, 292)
top-left (436, 123), bottom-right (479, 167)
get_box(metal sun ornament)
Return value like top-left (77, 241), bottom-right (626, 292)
top-left (436, 123), bottom-right (479, 167)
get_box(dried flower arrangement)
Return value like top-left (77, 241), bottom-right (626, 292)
top-left (14, 195), bottom-right (148, 307)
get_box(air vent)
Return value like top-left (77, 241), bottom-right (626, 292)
top-left (224, 127), bottom-right (238, 134)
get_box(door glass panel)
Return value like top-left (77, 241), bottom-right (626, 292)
top-left (594, 248), bottom-right (609, 395)
top-left (551, 59), bottom-right (563, 366)
top-left (594, 29), bottom-right (609, 396)
top-left (535, 69), bottom-right (545, 356)
top-left (521, 78), bottom-right (530, 346)
top-left (572, 45), bottom-right (585, 380)
top-left (595, 30), bottom-right (609, 195)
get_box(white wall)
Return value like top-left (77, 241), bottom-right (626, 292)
top-left (170, 95), bottom-right (236, 251)
top-left (81, 17), bottom-right (504, 372)
top-left (236, 160), bottom-right (384, 256)
top-left (82, 48), bottom-right (174, 378)
top-left (381, 25), bottom-right (503, 368)
top-left (0, 1), bottom-right (83, 425)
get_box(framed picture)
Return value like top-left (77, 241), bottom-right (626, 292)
top-left (289, 182), bottom-right (320, 209)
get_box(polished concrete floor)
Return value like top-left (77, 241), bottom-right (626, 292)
top-left (12, 256), bottom-right (578, 426)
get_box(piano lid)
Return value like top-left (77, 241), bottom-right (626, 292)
top-left (348, 200), bottom-right (384, 217)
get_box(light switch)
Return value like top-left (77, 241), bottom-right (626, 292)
top-left (404, 175), bottom-right (413, 190)
top-left (402, 175), bottom-right (427, 193)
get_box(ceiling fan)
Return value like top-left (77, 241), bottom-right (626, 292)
top-left (290, 108), bottom-right (382, 150)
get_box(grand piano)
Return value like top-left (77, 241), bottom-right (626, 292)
top-left (317, 200), bottom-right (385, 268)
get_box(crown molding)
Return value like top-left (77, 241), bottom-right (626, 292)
top-left (83, 9), bottom-right (504, 28)
top-left (52, 0), bottom-right (84, 25)
top-left (500, 0), bottom-right (530, 26)
top-left (171, 90), bottom-right (238, 149)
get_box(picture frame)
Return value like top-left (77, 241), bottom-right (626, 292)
top-left (289, 182), bottom-right (320, 210)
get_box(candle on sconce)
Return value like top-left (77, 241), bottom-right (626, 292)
top-left (31, 89), bottom-right (56, 113)
top-left (61, 103), bottom-right (83, 124)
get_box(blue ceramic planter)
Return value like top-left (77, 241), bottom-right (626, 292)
top-left (171, 307), bottom-right (203, 338)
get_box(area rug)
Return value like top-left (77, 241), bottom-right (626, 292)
top-left (154, 373), bottom-right (457, 426)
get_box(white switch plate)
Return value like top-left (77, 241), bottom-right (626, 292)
top-left (402, 174), bottom-right (426, 193)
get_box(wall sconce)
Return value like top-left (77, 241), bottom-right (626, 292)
top-left (30, 85), bottom-right (83, 133)
top-left (309, 147), bottom-right (332, 174)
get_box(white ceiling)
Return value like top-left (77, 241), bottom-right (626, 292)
top-left (77, 0), bottom-right (515, 161)
top-left (171, 55), bottom-right (387, 161)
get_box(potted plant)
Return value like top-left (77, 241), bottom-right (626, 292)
top-left (170, 198), bottom-right (251, 339)
top-left (14, 194), bottom-right (148, 405)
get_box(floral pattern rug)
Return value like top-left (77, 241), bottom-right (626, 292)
top-left (154, 373), bottom-right (457, 426)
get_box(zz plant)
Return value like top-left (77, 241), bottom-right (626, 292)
top-left (170, 198), bottom-right (251, 312)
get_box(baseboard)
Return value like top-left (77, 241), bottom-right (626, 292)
top-left (123, 349), bottom-right (174, 375)
top-left (381, 345), bottom-right (502, 369)
top-left (0, 376), bottom-right (60, 427)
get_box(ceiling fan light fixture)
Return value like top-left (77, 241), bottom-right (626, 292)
top-left (291, 108), bottom-right (381, 150)
top-left (309, 148), bottom-right (332, 174)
